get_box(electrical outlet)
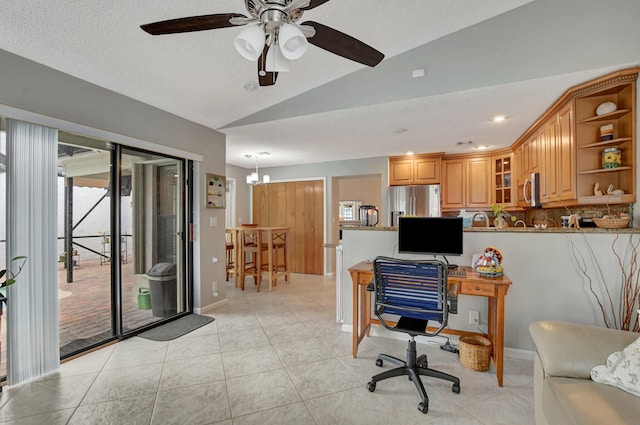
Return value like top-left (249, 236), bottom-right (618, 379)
top-left (212, 281), bottom-right (218, 292)
top-left (469, 310), bottom-right (480, 325)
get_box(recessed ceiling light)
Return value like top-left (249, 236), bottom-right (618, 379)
top-left (475, 145), bottom-right (491, 150)
top-left (456, 140), bottom-right (473, 146)
top-left (492, 115), bottom-right (508, 122)
top-left (244, 81), bottom-right (258, 92)
top-left (406, 151), bottom-right (414, 156)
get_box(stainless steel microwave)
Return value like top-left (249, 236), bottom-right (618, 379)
top-left (522, 172), bottom-right (541, 207)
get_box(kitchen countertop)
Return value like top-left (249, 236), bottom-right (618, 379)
top-left (343, 226), bottom-right (638, 233)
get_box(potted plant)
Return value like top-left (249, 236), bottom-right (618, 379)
top-left (0, 256), bottom-right (27, 289)
top-left (490, 203), bottom-right (516, 229)
top-left (0, 255), bottom-right (26, 392)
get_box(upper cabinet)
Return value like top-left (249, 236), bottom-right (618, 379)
top-left (574, 71), bottom-right (637, 204)
top-left (388, 153), bottom-right (442, 185)
top-left (441, 155), bottom-right (492, 211)
top-left (514, 67), bottom-right (637, 207)
top-left (389, 68), bottom-right (638, 211)
top-left (492, 151), bottom-right (514, 207)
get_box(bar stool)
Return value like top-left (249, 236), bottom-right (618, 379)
top-left (225, 229), bottom-right (235, 282)
top-left (271, 231), bottom-right (289, 284)
top-left (239, 227), bottom-right (263, 291)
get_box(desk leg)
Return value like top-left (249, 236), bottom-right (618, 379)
top-left (352, 272), bottom-right (359, 358)
top-left (489, 288), bottom-right (506, 387)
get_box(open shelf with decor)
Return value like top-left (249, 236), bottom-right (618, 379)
top-left (574, 70), bottom-right (637, 205)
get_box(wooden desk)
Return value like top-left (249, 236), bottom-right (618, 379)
top-left (227, 226), bottom-right (290, 291)
top-left (348, 261), bottom-right (512, 387)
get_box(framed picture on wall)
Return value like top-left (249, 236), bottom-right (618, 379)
top-left (205, 173), bottom-right (226, 209)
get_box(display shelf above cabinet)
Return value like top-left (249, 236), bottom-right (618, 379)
top-left (578, 166), bottom-right (632, 175)
top-left (578, 194), bottom-right (636, 205)
top-left (580, 137), bottom-right (632, 149)
top-left (577, 109), bottom-right (632, 123)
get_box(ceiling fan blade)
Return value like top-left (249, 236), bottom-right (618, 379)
top-left (302, 0), bottom-right (332, 10)
top-left (141, 13), bottom-right (248, 35)
top-left (257, 47), bottom-right (278, 87)
top-left (301, 21), bottom-right (384, 67)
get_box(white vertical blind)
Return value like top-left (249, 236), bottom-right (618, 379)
top-left (6, 119), bottom-right (59, 385)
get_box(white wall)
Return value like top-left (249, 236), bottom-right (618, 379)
top-left (341, 228), bottom-right (637, 352)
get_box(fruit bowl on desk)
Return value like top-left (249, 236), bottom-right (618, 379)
top-left (476, 265), bottom-right (504, 278)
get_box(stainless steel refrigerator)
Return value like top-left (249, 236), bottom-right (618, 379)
top-left (389, 185), bottom-right (440, 225)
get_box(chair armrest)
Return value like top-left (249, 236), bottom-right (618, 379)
top-left (529, 320), bottom-right (638, 379)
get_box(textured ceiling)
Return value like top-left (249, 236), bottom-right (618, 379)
top-left (1, 1), bottom-right (639, 168)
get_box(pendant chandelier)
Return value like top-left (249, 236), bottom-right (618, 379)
top-left (245, 153), bottom-right (270, 186)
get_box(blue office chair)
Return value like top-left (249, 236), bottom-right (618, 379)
top-left (366, 256), bottom-right (460, 414)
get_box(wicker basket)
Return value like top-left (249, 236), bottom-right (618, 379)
top-left (459, 336), bottom-right (492, 372)
top-left (592, 217), bottom-right (630, 229)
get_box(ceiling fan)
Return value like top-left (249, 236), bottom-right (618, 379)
top-left (141, 0), bottom-right (384, 87)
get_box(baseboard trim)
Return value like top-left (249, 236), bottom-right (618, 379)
top-left (196, 298), bottom-right (229, 315)
top-left (341, 322), bottom-right (536, 360)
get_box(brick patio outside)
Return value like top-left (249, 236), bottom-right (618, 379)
top-left (1, 257), bottom-right (180, 378)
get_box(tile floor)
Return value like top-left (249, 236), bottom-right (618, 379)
top-left (0, 273), bottom-right (535, 425)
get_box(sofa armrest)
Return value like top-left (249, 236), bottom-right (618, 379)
top-left (529, 320), bottom-right (637, 379)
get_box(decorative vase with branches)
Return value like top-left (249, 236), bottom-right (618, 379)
top-left (568, 233), bottom-right (640, 332)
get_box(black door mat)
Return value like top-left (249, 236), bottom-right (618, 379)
top-left (137, 314), bottom-right (215, 341)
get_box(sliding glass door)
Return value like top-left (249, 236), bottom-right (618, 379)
top-left (121, 147), bottom-right (187, 333)
top-left (57, 132), bottom-right (190, 358)
top-left (57, 133), bottom-right (115, 356)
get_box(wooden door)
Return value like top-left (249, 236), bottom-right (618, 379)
top-left (252, 181), bottom-right (324, 274)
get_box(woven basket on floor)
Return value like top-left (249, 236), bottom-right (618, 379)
top-left (459, 335), bottom-right (492, 372)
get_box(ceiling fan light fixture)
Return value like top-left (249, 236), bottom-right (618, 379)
top-left (234, 24), bottom-right (265, 61)
top-left (278, 23), bottom-right (308, 60)
top-left (266, 45), bottom-right (291, 72)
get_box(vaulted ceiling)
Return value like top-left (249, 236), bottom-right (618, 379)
top-left (1, 1), bottom-right (639, 168)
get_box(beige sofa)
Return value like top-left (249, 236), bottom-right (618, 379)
top-left (529, 321), bottom-right (639, 425)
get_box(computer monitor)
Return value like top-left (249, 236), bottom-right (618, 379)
top-left (398, 216), bottom-right (464, 268)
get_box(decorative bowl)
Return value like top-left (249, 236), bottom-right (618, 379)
top-left (476, 265), bottom-right (504, 277)
top-left (596, 101), bottom-right (617, 116)
top-left (592, 217), bottom-right (630, 229)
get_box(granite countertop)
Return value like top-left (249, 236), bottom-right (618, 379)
top-left (344, 226), bottom-right (638, 233)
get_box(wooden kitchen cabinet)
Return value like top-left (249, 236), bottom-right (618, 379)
top-left (541, 103), bottom-right (575, 205)
top-left (492, 152), bottom-right (514, 207)
top-left (442, 155), bottom-right (491, 211)
top-left (388, 153), bottom-right (442, 185)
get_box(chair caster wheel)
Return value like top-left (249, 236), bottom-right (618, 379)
top-left (375, 359), bottom-right (383, 367)
top-left (452, 383), bottom-right (461, 394)
top-left (366, 381), bottom-right (376, 392)
top-left (418, 401), bottom-right (429, 414)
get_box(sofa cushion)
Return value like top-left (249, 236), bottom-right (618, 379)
top-left (545, 377), bottom-right (640, 425)
top-left (529, 321), bottom-right (638, 379)
top-left (591, 335), bottom-right (640, 397)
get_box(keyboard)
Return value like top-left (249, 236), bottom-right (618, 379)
top-left (448, 268), bottom-right (467, 278)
